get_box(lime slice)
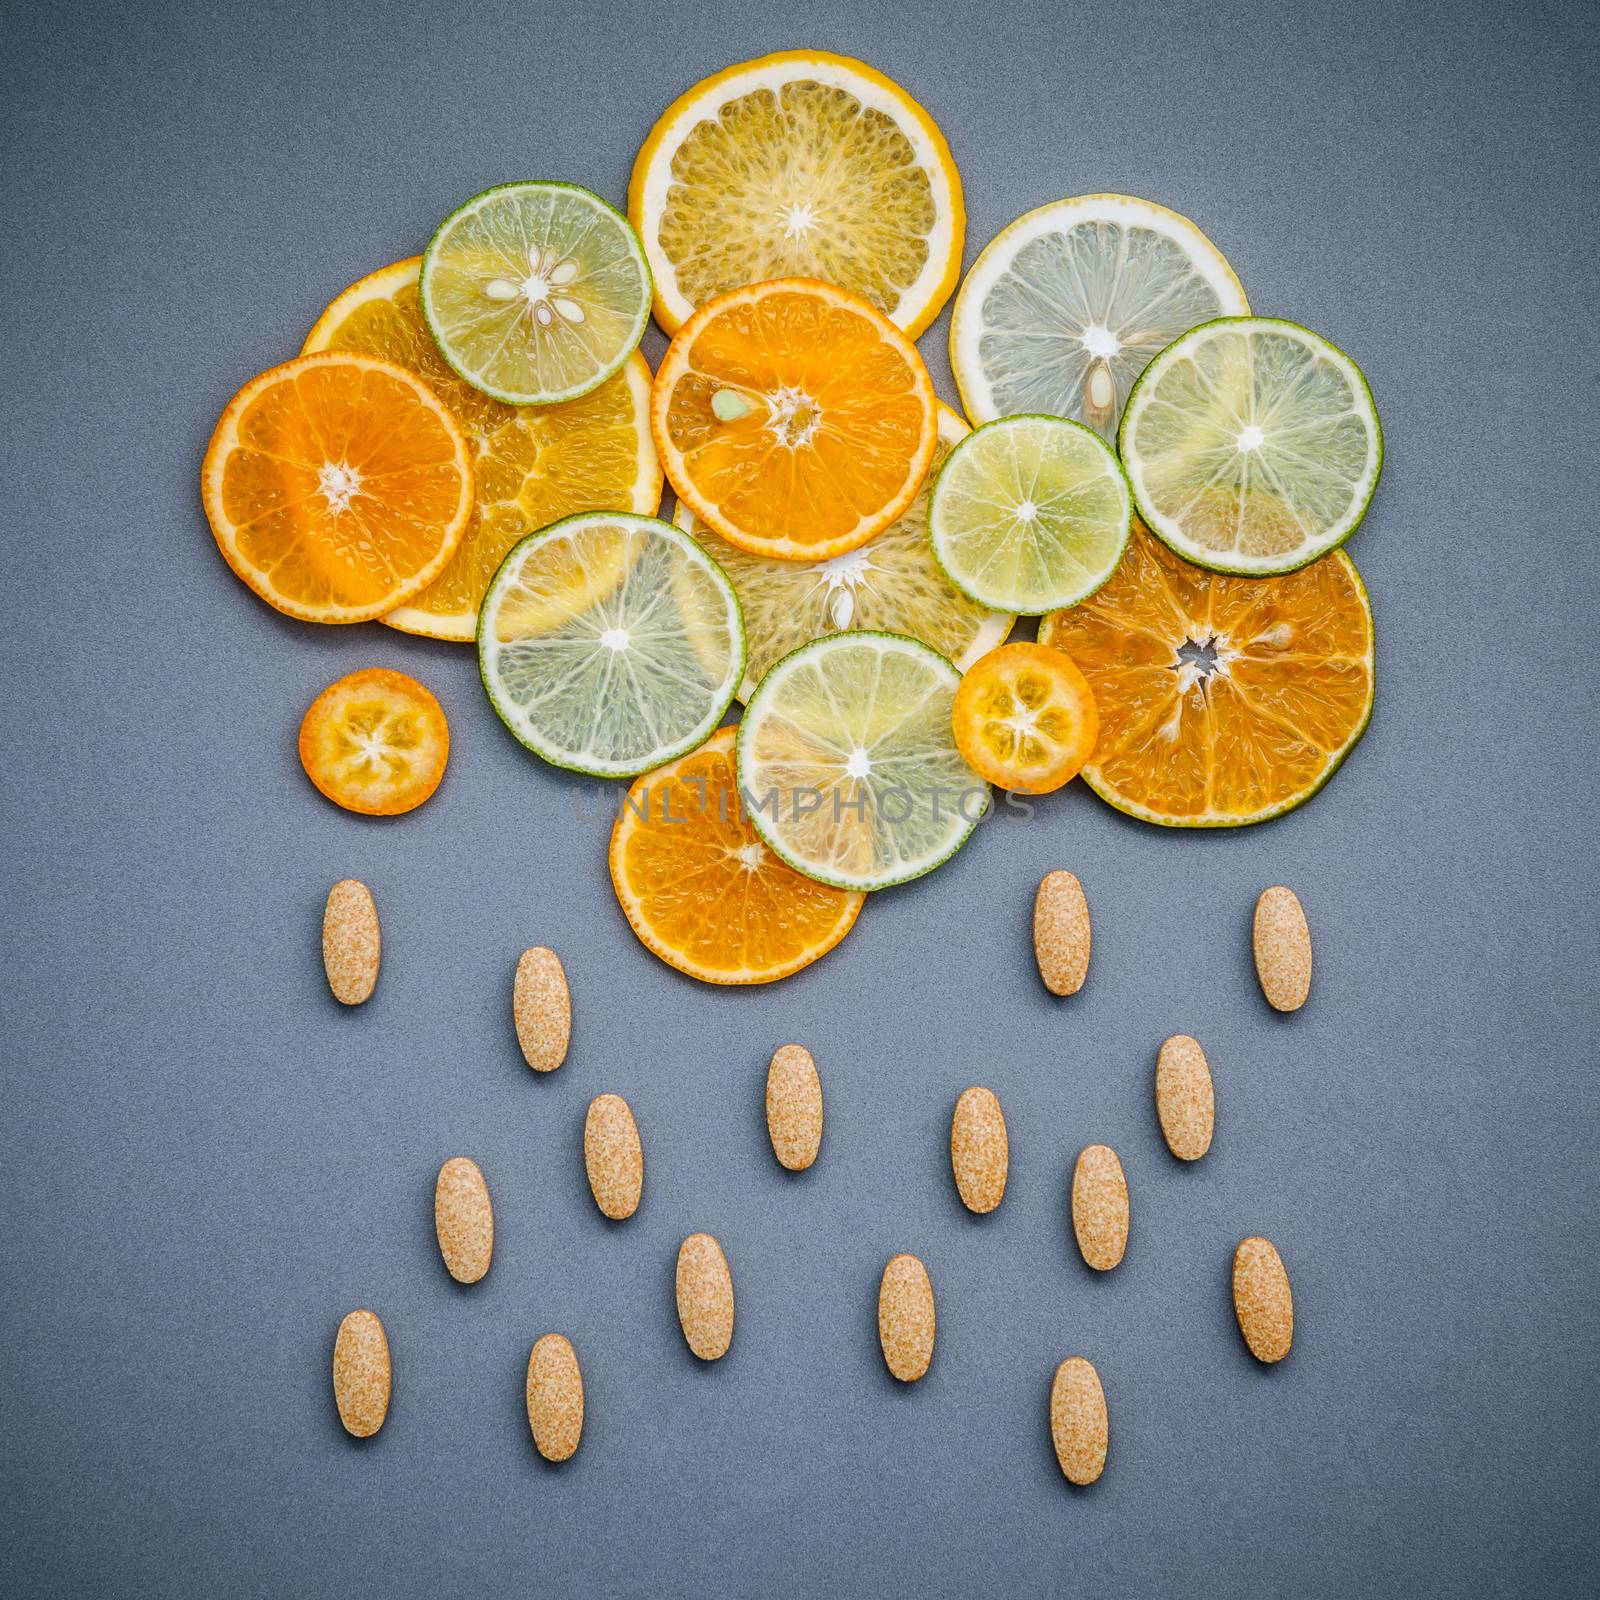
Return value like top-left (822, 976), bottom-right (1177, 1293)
top-left (950, 194), bottom-right (1248, 442)
top-left (1118, 317), bottom-right (1383, 575)
top-left (736, 632), bottom-right (988, 891)
top-left (929, 415), bottom-right (1131, 615)
top-left (479, 513), bottom-right (743, 777)
top-left (421, 182), bottom-right (652, 405)
top-left (674, 407), bottom-right (1013, 698)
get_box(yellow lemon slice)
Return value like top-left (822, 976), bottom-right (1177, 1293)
top-left (630, 50), bottom-right (963, 337)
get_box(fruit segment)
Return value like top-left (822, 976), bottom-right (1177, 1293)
top-left (630, 50), bottom-right (963, 337)
top-left (610, 728), bottom-right (864, 985)
top-left (1040, 523), bottom-right (1374, 826)
top-left (652, 278), bottom-right (937, 562)
top-left (201, 352), bottom-right (473, 623)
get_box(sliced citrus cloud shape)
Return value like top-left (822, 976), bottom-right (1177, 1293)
top-left (1039, 522), bottom-right (1374, 826)
top-left (652, 277), bottom-right (937, 562)
top-left (610, 727), bottom-right (864, 985)
top-left (201, 351), bottom-right (473, 623)
top-left (304, 257), bottom-right (660, 640)
top-left (298, 667), bottom-right (450, 816)
top-left (630, 49), bottom-right (964, 338)
top-left (674, 405), bottom-right (1012, 698)
top-left (951, 193), bottom-right (1249, 442)
top-left (951, 642), bottom-right (1099, 795)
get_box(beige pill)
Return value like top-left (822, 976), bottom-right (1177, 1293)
top-left (1072, 1144), bottom-right (1129, 1271)
top-left (766, 1044), bottom-right (823, 1171)
top-left (676, 1233), bottom-right (734, 1360)
top-left (878, 1254), bottom-right (935, 1382)
top-left (1033, 870), bottom-right (1091, 995)
top-left (951, 1086), bottom-right (1008, 1214)
top-left (322, 880), bottom-right (379, 1005)
top-left (514, 946), bottom-right (570, 1072)
top-left (525, 1334), bottom-right (584, 1462)
top-left (584, 1093), bottom-right (643, 1220)
top-left (1155, 1035), bottom-right (1215, 1161)
top-left (1050, 1357), bottom-right (1108, 1485)
top-left (1253, 886), bottom-right (1312, 1011)
top-left (434, 1157), bottom-right (493, 1283)
top-left (331, 1309), bottom-right (390, 1438)
top-left (1233, 1237), bottom-right (1294, 1363)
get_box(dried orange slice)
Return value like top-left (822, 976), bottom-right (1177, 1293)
top-left (303, 258), bottom-right (660, 641)
top-left (951, 643), bottom-right (1099, 794)
top-left (609, 727), bottom-right (864, 985)
top-left (298, 668), bottom-right (450, 815)
top-left (651, 277), bottom-right (936, 561)
top-left (1039, 523), bottom-right (1374, 826)
top-left (202, 352), bottom-right (473, 623)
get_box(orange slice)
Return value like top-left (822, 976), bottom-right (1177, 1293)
top-left (609, 727), bottom-right (864, 985)
top-left (650, 277), bottom-right (936, 561)
top-left (298, 668), bottom-right (450, 815)
top-left (951, 643), bottom-right (1099, 794)
top-left (303, 259), bottom-right (661, 640)
top-left (1039, 523), bottom-right (1374, 826)
top-left (202, 352), bottom-right (473, 623)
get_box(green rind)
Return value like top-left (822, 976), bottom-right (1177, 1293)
top-left (421, 180), bottom-right (653, 406)
top-left (1065, 549), bottom-right (1376, 827)
top-left (735, 630), bottom-right (989, 891)
top-left (928, 414), bottom-right (1132, 615)
top-left (1118, 315), bottom-right (1384, 578)
top-left (477, 511), bottom-right (745, 779)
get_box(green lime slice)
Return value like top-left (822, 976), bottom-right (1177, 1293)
top-left (479, 513), bottom-right (743, 777)
top-left (675, 407), bottom-right (1013, 700)
top-left (928, 415), bottom-right (1131, 615)
top-left (1118, 316), bottom-right (1383, 575)
top-left (736, 632), bottom-right (988, 891)
top-left (422, 182), bottom-right (651, 405)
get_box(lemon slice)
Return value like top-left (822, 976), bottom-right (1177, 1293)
top-left (422, 182), bottom-right (651, 405)
top-left (630, 50), bottom-right (963, 337)
top-left (304, 257), bottom-right (661, 640)
top-left (737, 632), bottom-right (987, 891)
top-left (479, 513), bottom-right (743, 777)
top-left (1119, 317), bottom-right (1383, 575)
top-left (950, 194), bottom-right (1248, 441)
top-left (929, 415), bottom-right (1131, 614)
top-left (674, 406), bottom-right (1012, 698)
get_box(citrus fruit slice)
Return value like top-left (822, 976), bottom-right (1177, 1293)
top-left (737, 632), bottom-right (987, 890)
top-left (298, 668), bottom-right (450, 815)
top-left (652, 277), bottom-right (936, 562)
top-left (1038, 522), bottom-right (1374, 826)
top-left (673, 405), bottom-right (1012, 698)
top-left (629, 50), bottom-right (963, 338)
top-left (420, 182), bottom-right (652, 405)
top-left (201, 351), bottom-right (473, 623)
top-left (950, 194), bottom-right (1249, 441)
top-left (304, 257), bottom-right (660, 640)
top-left (950, 643), bottom-right (1098, 795)
top-left (610, 727), bottom-right (865, 984)
top-left (1118, 317), bottom-right (1383, 575)
top-left (478, 512), bottom-right (743, 777)
top-left (929, 414), bottom-right (1131, 614)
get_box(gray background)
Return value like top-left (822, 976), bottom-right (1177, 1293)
top-left (3, 0), bottom-right (1597, 1593)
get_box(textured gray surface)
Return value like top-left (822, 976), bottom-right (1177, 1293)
top-left (3, 1), bottom-right (1598, 1594)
